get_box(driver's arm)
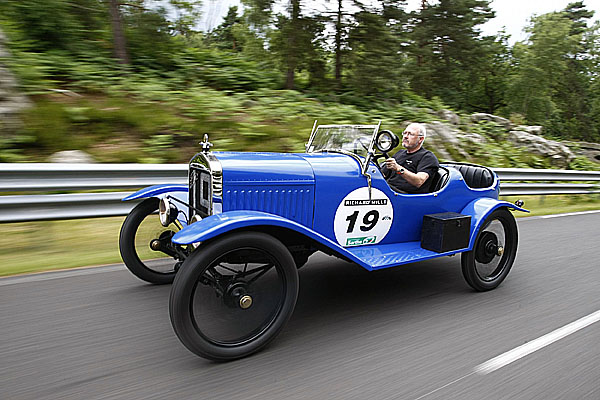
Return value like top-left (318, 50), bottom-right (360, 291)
top-left (384, 158), bottom-right (430, 188)
top-left (403, 170), bottom-right (430, 188)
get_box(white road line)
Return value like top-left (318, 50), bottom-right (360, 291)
top-left (0, 264), bottom-right (125, 286)
top-left (539, 209), bottom-right (600, 219)
top-left (475, 309), bottom-right (600, 375)
top-left (412, 372), bottom-right (476, 400)
top-left (412, 310), bottom-right (600, 399)
top-left (520, 209), bottom-right (600, 221)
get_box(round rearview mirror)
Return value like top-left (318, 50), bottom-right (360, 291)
top-left (375, 130), bottom-right (399, 154)
top-left (159, 197), bottom-right (178, 227)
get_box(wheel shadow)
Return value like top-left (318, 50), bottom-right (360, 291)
top-left (284, 252), bottom-right (470, 341)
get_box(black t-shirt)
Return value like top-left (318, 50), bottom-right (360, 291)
top-left (382, 147), bottom-right (439, 193)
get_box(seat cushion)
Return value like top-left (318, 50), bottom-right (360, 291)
top-left (451, 164), bottom-right (494, 189)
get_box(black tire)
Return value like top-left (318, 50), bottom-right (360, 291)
top-left (461, 208), bottom-right (518, 291)
top-left (119, 198), bottom-right (180, 284)
top-left (169, 231), bottom-right (299, 361)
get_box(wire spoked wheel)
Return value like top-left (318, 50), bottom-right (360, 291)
top-left (119, 198), bottom-right (186, 284)
top-left (461, 208), bottom-right (518, 291)
top-left (169, 232), bottom-right (299, 361)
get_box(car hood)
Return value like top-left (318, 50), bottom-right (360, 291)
top-left (213, 151), bottom-right (315, 184)
top-left (201, 151), bottom-right (364, 229)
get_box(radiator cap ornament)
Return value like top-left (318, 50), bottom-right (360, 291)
top-left (200, 134), bottom-right (213, 153)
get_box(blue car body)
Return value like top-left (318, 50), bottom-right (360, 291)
top-left (124, 148), bottom-right (527, 272)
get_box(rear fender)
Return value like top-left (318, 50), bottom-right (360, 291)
top-left (462, 197), bottom-right (529, 250)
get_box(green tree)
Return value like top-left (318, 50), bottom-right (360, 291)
top-left (242, 0), bottom-right (326, 89)
top-left (588, 21), bottom-right (600, 141)
top-left (549, 2), bottom-right (596, 141)
top-left (324, 1), bottom-right (407, 91)
top-left (564, 1), bottom-right (594, 35)
top-left (207, 6), bottom-right (243, 51)
top-left (0, 0), bottom-right (108, 54)
top-left (507, 13), bottom-right (580, 130)
top-left (108, 0), bottom-right (130, 64)
top-left (345, 5), bottom-right (404, 98)
top-left (168, 0), bottom-right (203, 37)
top-left (465, 33), bottom-right (511, 114)
top-left (405, 0), bottom-right (494, 108)
top-left (123, 5), bottom-right (176, 68)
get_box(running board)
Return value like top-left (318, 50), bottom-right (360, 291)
top-left (346, 241), bottom-right (468, 271)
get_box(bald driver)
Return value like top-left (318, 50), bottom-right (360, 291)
top-left (381, 123), bottom-right (439, 194)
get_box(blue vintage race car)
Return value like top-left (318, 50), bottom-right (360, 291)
top-left (119, 123), bottom-right (528, 361)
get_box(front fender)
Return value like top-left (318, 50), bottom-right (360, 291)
top-left (171, 210), bottom-right (372, 268)
top-left (123, 184), bottom-right (189, 226)
top-left (462, 197), bottom-right (529, 250)
top-left (122, 184), bottom-right (188, 201)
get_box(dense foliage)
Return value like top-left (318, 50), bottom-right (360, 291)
top-left (1, 0), bottom-right (599, 165)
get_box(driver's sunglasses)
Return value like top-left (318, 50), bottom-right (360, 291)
top-left (402, 131), bottom-right (421, 137)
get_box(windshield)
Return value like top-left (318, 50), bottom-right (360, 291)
top-left (306, 124), bottom-right (379, 159)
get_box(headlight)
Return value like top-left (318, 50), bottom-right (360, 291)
top-left (375, 130), bottom-right (399, 153)
top-left (159, 197), bottom-right (178, 227)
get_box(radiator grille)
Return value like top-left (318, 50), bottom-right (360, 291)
top-left (190, 167), bottom-right (211, 218)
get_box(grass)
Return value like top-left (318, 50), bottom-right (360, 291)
top-left (1, 194), bottom-right (598, 277)
top-left (0, 216), bottom-right (125, 277)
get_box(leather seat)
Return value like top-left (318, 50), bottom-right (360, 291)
top-left (428, 167), bottom-right (450, 192)
top-left (450, 164), bottom-right (494, 189)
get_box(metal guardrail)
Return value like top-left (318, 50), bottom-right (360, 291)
top-left (0, 192), bottom-right (134, 223)
top-left (494, 168), bottom-right (600, 182)
top-left (0, 163), bottom-right (187, 192)
top-left (494, 168), bottom-right (600, 196)
top-left (0, 164), bottom-right (599, 223)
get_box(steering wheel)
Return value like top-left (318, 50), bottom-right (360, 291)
top-left (373, 152), bottom-right (390, 170)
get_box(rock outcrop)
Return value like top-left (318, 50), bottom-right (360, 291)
top-left (425, 121), bottom-right (487, 160)
top-left (507, 129), bottom-right (574, 168)
top-left (470, 113), bottom-right (512, 130)
top-left (49, 150), bottom-right (95, 163)
top-left (418, 110), bottom-right (581, 168)
top-left (436, 109), bottom-right (460, 125)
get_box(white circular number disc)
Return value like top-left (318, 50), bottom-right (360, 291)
top-left (334, 187), bottom-right (393, 247)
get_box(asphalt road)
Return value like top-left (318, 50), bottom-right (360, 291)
top-left (2, 211), bottom-right (599, 400)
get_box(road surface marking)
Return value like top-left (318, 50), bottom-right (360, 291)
top-left (539, 209), bottom-right (600, 219)
top-left (412, 372), bottom-right (476, 400)
top-left (521, 209), bottom-right (600, 221)
top-left (414, 310), bottom-right (600, 399)
top-left (475, 309), bottom-right (600, 375)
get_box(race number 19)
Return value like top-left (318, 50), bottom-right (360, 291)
top-left (346, 210), bottom-right (379, 233)
top-left (334, 187), bottom-right (393, 247)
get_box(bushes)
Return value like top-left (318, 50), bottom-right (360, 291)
top-left (9, 82), bottom-right (600, 168)
top-left (172, 48), bottom-right (279, 92)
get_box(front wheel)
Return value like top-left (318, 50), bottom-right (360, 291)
top-left (169, 232), bottom-right (299, 361)
top-left (461, 208), bottom-right (518, 291)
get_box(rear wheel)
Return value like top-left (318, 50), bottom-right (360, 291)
top-left (169, 232), bottom-right (299, 361)
top-left (461, 208), bottom-right (518, 291)
top-left (119, 198), bottom-right (184, 284)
